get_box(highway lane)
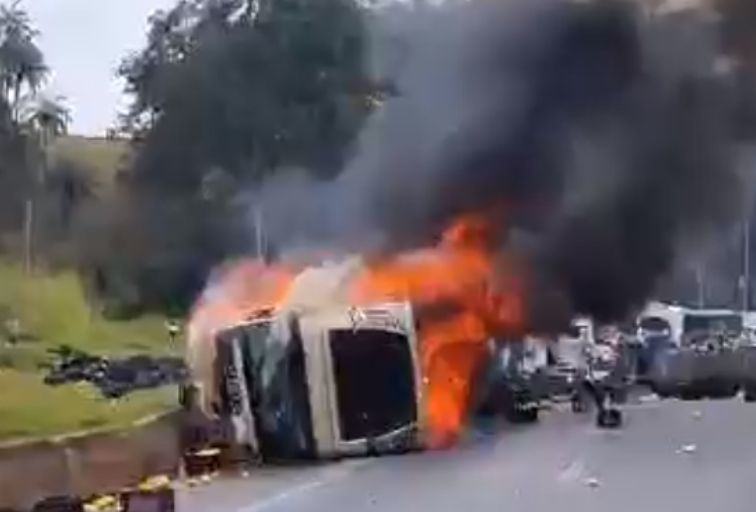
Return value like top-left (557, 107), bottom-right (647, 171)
top-left (179, 395), bottom-right (756, 512)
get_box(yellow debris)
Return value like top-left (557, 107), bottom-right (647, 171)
top-left (84, 494), bottom-right (120, 512)
top-left (139, 474), bottom-right (172, 492)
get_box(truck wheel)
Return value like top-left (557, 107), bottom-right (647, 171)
top-left (597, 409), bottom-right (622, 429)
top-left (680, 388), bottom-right (703, 401)
top-left (517, 407), bottom-right (539, 424)
top-left (652, 384), bottom-right (672, 399)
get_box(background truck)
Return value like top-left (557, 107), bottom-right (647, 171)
top-left (646, 306), bottom-right (745, 399)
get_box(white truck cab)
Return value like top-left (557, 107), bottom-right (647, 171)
top-left (188, 300), bottom-right (426, 461)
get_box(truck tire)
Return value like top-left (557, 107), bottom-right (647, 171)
top-left (680, 387), bottom-right (704, 401)
top-left (516, 406), bottom-right (539, 424)
top-left (596, 409), bottom-right (622, 429)
top-left (505, 402), bottom-right (539, 424)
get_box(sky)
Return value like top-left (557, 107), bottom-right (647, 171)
top-left (26, 0), bottom-right (177, 136)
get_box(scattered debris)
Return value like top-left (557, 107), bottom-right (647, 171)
top-left (32, 495), bottom-right (84, 512)
top-left (43, 345), bottom-right (186, 399)
top-left (584, 477), bottom-right (601, 488)
top-left (677, 443), bottom-right (698, 454)
top-left (692, 410), bottom-right (703, 419)
top-left (138, 475), bottom-right (172, 492)
top-left (639, 394), bottom-right (659, 403)
top-left (83, 494), bottom-right (118, 512)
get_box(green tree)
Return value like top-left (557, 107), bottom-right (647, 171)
top-left (119, 0), bottom-right (379, 192)
top-left (0, 1), bottom-right (47, 122)
top-left (106, 0), bottom-right (382, 313)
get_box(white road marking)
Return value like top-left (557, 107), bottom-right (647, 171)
top-left (558, 459), bottom-right (586, 483)
top-left (235, 480), bottom-right (327, 512)
top-left (234, 459), bottom-right (370, 512)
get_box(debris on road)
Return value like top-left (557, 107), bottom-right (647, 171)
top-left (677, 444), bottom-right (698, 454)
top-left (692, 410), bottom-right (703, 419)
top-left (584, 477), bottom-right (601, 488)
top-left (43, 345), bottom-right (186, 399)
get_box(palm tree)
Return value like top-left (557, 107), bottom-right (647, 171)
top-left (19, 94), bottom-right (69, 270)
top-left (0, 1), bottom-right (47, 121)
top-left (22, 94), bottom-right (69, 145)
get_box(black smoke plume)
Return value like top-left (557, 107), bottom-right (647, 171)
top-left (253, 0), bottom-right (756, 327)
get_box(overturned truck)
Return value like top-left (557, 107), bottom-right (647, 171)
top-left (184, 300), bottom-right (426, 462)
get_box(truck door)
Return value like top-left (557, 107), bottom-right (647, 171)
top-left (249, 315), bottom-right (316, 461)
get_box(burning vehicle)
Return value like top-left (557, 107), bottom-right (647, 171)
top-left (183, 259), bottom-right (426, 461)
top-left (216, 302), bottom-right (422, 461)
top-left (183, 215), bottom-right (529, 460)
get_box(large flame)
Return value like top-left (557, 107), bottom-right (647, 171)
top-left (189, 258), bottom-right (295, 339)
top-left (187, 214), bottom-right (525, 448)
top-left (351, 214), bottom-right (525, 446)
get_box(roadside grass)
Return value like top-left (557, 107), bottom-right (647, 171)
top-left (0, 262), bottom-right (178, 364)
top-left (0, 370), bottom-right (178, 442)
top-left (0, 262), bottom-right (182, 443)
top-left (48, 135), bottom-right (130, 190)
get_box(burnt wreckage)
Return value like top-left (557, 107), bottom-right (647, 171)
top-left (184, 301), bottom-right (424, 461)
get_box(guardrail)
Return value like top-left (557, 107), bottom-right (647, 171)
top-left (0, 410), bottom-right (181, 511)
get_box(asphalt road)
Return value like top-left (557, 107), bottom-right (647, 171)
top-left (179, 395), bottom-right (756, 512)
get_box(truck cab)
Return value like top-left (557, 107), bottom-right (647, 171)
top-left (186, 301), bottom-right (425, 462)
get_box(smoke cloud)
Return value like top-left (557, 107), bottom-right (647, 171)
top-left (248, 0), bottom-right (756, 328)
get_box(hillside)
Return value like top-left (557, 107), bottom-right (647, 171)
top-left (48, 135), bottom-right (132, 189)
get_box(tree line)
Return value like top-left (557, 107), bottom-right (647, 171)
top-left (6, 0), bottom-right (403, 318)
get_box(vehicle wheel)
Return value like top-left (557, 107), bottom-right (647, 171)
top-left (596, 409), bottom-right (623, 429)
top-left (744, 387), bottom-right (756, 403)
top-left (654, 385), bottom-right (672, 399)
top-left (517, 406), bottom-right (539, 424)
top-left (680, 388), bottom-right (703, 401)
top-left (721, 384), bottom-right (740, 399)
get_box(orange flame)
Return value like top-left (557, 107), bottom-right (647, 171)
top-left (352, 214), bottom-right (525, 447)
top-left (188, 258), bottom-right (295, 342)
top-left (188, 214), bottom-right (525, 450)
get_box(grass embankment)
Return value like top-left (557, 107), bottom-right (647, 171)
top-left (48, 135), bottom-right (130, 189)
top-left (0, 263), bottom-right (180, 442)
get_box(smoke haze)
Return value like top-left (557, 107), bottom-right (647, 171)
top-left (247, 0), bottom-right (756, 327)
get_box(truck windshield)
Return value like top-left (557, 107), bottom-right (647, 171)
top-left (329, 329), bottom-right (417, 441)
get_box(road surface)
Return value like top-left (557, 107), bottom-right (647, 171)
top-left (179, 395), bottom-right (756, 512)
